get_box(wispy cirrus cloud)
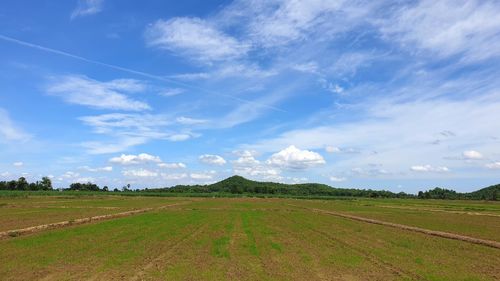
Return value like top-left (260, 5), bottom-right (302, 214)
top-left (0, 109), bottom-right (31, 142)
top-left (145, 17), bottom-right (250, 62)
top-left (379, 0), bottom-right (500, 62)
top-left (79, 113), bottom-right (197, 154)
top-left (71, 0), bottom-right (104, 19)
top-left (46, 75), bottom-right (150, 111)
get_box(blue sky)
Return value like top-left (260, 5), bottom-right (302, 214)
top-left (1, 0), bottom-right (500, 192)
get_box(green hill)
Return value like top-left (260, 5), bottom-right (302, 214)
top-left (153, 175), bottom-right (412, 198)
top-left (417, 184), bottom-right (499, 200)
top-left (467, 184), bottom-right (499, 200)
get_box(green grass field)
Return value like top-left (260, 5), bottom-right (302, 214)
top-left (0, 196), bottom-right (499, 280)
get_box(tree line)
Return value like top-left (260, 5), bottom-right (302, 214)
top-left (0, 175), bottom-right (498, 200)
top-left (0, 177), bottom-right (53, 191)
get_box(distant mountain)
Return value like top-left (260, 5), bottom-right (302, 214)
top-left (151, 175), bottom-right (412, 198)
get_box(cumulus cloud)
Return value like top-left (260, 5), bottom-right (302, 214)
top-left (462, 150), bottom-right (483, 160)
top-left (109, 153), bottom-right (161, 165)
top-left (71, 0), bottom-right (103, 19)
top-left (122, 169), bottom-right (158, 178)
top-left (157, 162), bottom-right (186, 169)
top-left (145, 17), bottom-right (250, 62)
top-left (46, 75), bottom-right (150, 111)
top-left (199, 154), bottom-right (226, 166)
top-left (13, 162), bottom-right (23, 167)
top-left (231, 150), bottom-right (282, 181)
top-left (410, 165), bottom-right (450, 173)
top-left (267, 145), bottom-right (325, 169)
top-left (58, 171), bottom-right (95, 183)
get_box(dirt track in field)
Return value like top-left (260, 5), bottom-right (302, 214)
top-left (377, 204), bottom-right (500, 217)
top-left (0, 202), bottom-right (189, 239)
top-left (291, 204), bottom-right (500, 249)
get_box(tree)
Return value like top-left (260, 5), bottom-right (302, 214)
top-left (102, 186), bottom-right (109, 192)
top-left (40, 177), bottom-right (52, 190)
top-left (16, 177), bottom-right (28, 191)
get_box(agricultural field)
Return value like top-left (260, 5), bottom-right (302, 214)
top-left (0, 195), bottom-right (499, 280)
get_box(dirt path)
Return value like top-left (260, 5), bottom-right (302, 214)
top-left (0, 202), bottom-right (189, 240)
top-left (377, 205), bottom-right (500, 218)
top-left (290, 204), bottom-right (500, 249)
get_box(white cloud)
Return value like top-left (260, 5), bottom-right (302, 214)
top-left (245, 79), bottom-right (500, 179)
top-left (145, 17), bottom-right (250, 62)
top-left (232, 151), bottom-right (282, 181)
top-left (267, 145), bottom-right (325, 169)
top-left (199, 154), bottom-right (226, 166)
top-left (176, 116), bottom-right (208, 125)
top-left (0, 109), bottom-right (30, 142)
top-left (109, 153), bottom-right (162, 165)
top-left (224, 0), bottom-right (369, 48)
top-left (410, 165), bottom-right (450, 173)
top-left (328, 84), bottom-right (344, 94)
top-left (58, 171), bottom-right (95, 183)
top-left (232, 151), bottom-right (260, 167)
top-left (79, 113), bottom-right (193, 153)
top-left (190, 171), bottom-right (216, 180)
top-left (485, 162), bottom-right (500, 169)
top-left (157, 162), bottom-right (186, 169)
top-left (79, 113), bottom-right (170, 136)
top-left (292, 62), bottom-right (320, 74)
top-left (80, 166), bottom-right (113, 172)
top-left (71, 0), bottom-right (103, 19)
top-left (122, 169), bottom-right (158, 178)
top-left (82, 137), bottom-right (148, 155)
top-left (462, 150), bottom-right (483, 160)
top-left (330, 176), bottom-right (346, 182)
top-left (380, 0), bottom-right (500, 62)
top-left (161, 173), bottom-right (188, 180)
top-left (61, 171), bottom-right (79, 179)
top-left (47, 75), bottom-right (150, 111)
top-left (13, 162), bottom-right (23, 167)
top-left (159, 88), bottom-right (185, 97)
top-left (325, 146), bottom-right (341, 153)
top-left (166, 133), bottom-right (193, 142)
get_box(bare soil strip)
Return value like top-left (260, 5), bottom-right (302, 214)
top-left (290, 205), bottom-right (500, 249)
top-left (377, 205), bottom-right (500, 218)
top-left (0, 202), bottom-right (189, 239)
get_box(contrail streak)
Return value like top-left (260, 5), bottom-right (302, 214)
top-left (0, 34), bottom-right (285, 112)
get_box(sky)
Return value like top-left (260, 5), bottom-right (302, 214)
top-left (1, 0), bottom-right (500, 193)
